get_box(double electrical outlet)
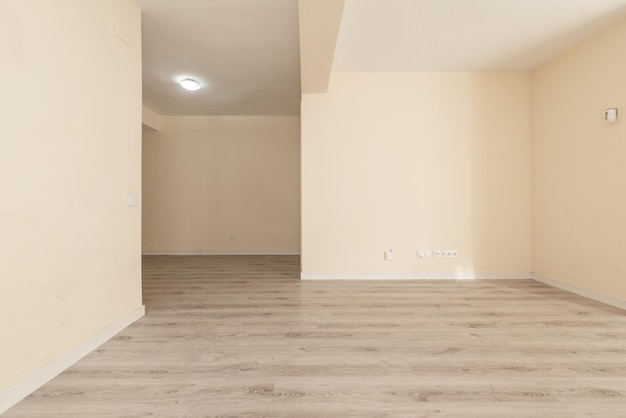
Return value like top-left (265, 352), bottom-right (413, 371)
top-left (417, 249), bottom-right (458, 258)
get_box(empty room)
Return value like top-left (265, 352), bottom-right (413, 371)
top-left (2, 0), bottom-right (626, 416)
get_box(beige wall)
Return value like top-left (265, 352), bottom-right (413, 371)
top-left (301, 72), bottom-right (531, 277)
top-left (0, 0), bottom-right (142, 392)
top-left (298, 0), bottom-right (345, 93)
top-left (143, 116), bottom-right (300, 253)
top-left (532, 19), bottom-right (626, 300)
top-left (142, 106), bottom-right (162, 132)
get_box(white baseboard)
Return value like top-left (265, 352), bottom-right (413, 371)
top-left (0, 305), bottom-right (145, 415)
top-left (142, 250), bottom-right (301, 256)
top-left (301, 271), bottom-right (531, 280)
top-left (531, 273), bottom-right (626, 310)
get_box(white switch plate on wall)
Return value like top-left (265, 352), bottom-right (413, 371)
top-left (417, 250), bottom-right (432, 258)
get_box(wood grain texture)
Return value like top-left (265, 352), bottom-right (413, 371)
top-left (5, 255), bottom-right (626, 417)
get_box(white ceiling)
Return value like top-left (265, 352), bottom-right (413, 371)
top-left (334, 0), bottom-right (626, 72)
top-left (137, 0), bottom-right (301, 116)
top-left (138, 0), bottom-right (626, 116)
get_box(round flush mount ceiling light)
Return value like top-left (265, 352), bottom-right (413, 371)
top-left (180, 78), bottom-right (200, 91)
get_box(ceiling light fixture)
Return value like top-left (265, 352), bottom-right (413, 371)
top-left (180, 78), bottom-right (200, 91)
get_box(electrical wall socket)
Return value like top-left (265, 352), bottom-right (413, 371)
top-left (384, 250), bottom-right (394, 261)
top-left (434, 249), bottom-right (458, 258)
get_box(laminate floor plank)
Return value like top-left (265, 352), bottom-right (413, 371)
top-left (5, 255), bottom-right (626, 417)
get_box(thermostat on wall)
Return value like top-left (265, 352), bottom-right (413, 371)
top-left (605, 108), bottom-right (617, 124)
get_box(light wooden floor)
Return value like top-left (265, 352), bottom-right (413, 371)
top-left (6, 256), bottom-right (626, 417)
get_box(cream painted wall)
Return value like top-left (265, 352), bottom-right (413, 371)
top-left (301, 72), bottom-right (531, 277)
top-left (142, 106), bottom-right (162, 132)
top-left (298, 0), bottom-right (345, 93)
top-left (143, 116), bottom-right (300, 253)
top-left (532, 19), bottom-right (626, 301)
top-left (0, 0), bottom-right (142, 392)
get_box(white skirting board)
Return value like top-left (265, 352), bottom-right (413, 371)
top-left (0, 305), bottom-right (145, 415)
top-left (531, 273), bottom-right (626, 310)
top-left (301, 272), bottom-right (532, 280)
top-left (143, 250), bottom-right (301, 256)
